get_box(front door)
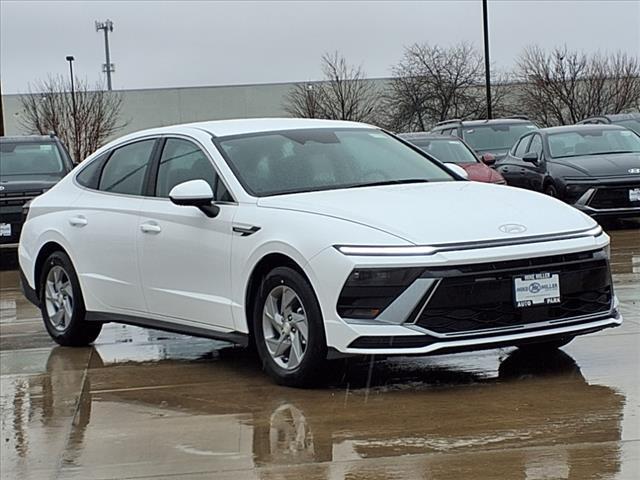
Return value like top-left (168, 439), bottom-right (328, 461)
top-left (137, 137), bottom-right (236, 329)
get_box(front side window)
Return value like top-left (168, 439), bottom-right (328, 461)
top-left (463, 123), bottom-right (537, 151)
top-left (513, 135), bottom-right (532, 157)
top-left (216, 128), bottom-right (454, 197)
top-left (0, 141), bottom-right (65, 180)
top-left (155, 138), bottom-right (231, 201)
top-left (412, 139), bottom-right (478, 164)
top-left (98, 140), bottom-right (156, 195)
top-left (527, 135), bottom-right (543, 157)
top-left (548, 129), bottom-right (640, 158)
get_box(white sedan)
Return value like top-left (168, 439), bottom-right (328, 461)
top-left (18, 119), bottom-right (622, 386)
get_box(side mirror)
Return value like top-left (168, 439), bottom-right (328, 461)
top-left (444, 163), bottom-right (469, 180)
top-left (522, 152), bottom-right (539, 164)
top-left (480, 153), bottom-right (496, 165)
top-left (169, 179), bottom-right (219, 218)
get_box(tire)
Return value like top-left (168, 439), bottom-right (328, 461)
top-left (517, 336), bottom-right (574, 353)
top-left (544, 183), bottom-right (558, 198)
top-left (39, 251), bottom-right (102, 346)
top-left (253, 266), bottom-right (328, 387)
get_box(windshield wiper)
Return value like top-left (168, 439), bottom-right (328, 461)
top-left (355, 178), bottom-right (431, 188)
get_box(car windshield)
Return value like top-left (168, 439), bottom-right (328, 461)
top-left (409, 138), bottom-right (479, 164)
top-left (463, 123), bottom-right (537, 151)
top-left (548, 129), bottom-right (640, 158)
top-left (614, 119), bottom-right (640, 135)
top-left (0, 141), bottom-right (65, 178)
top-left (215, 128), bottom-right (454, 196)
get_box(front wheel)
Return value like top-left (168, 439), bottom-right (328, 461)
top-left (253, 267), bottom-right (328, 387)
top-left (544, 183), bottom-right (559, 198)
top-left (39, 251), bottom-right (102, 346)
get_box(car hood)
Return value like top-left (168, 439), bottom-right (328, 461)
top-left (550, 152), bottom-right (640, 177)
top-left (460, 163), bottom-right (505, 183)
top-left (0, 177), bottom-right (60, 195)
top-left (473, 148), bottom-right (510, 161)
top-left (257, 182), bottom-right (595, 245)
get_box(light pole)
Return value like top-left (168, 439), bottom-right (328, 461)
top-left (66, 55), bottom-right (78, 162)
top-left (482, 0), bottom-right (492, 119)
top-left (95, 20), bottom-right (115, 90)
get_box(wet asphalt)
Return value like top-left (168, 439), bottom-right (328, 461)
top-left (0, 220), bottom-right (638, 480)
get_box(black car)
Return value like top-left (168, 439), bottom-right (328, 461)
top-left (578, 112), bottom-right (640, 135)
top-left (0, 134), bottom-right (74, 249)
top-left (495, 124), bottom-right (640, 218)
top-left (429, 117), bottom-right (538, 162)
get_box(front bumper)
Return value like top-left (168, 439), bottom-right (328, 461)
top-left (309, 231), bottom-right (620, 355)
top-left (571, 181), bottom-right (640, 218)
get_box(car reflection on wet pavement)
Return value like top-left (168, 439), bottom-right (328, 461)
top-left (1, 223), bottom-right (638, 480)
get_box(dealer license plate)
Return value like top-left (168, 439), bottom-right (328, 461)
top-left (630, 188), bottom-right (640, 202)
top-left (514, 273), bottom-right (560, 307)
top-left (0, 223), bottom-right (11, 237)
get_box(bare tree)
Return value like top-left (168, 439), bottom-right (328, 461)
top-left (18, 75), bottom-right (125, 162)
top-left (384, 43), bottom-right (509, 132)
top-left (284, 52), bottom-right (381, 123)
top-left (516, 46), bottom-right (640, 126)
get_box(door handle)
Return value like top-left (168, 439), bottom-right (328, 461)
top-left (68, 215), bottom-right (88, 227)
top-left (140, 222), bottom-right (162, 234)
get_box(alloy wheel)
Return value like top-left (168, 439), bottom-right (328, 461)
top-left (44, 265), bottom-right (74, 332)
top-left (262, 285), bottom-right (309, 370)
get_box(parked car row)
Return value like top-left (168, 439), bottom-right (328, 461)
top-left (11, 118), bottom-right (623, 386)
top-left (402, 112), bottom-right (640, 219)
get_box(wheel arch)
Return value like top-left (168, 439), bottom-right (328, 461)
top-left (244, 252), bottom-right (313, 344)
top-left (34, 241), bottom-right (71, 299)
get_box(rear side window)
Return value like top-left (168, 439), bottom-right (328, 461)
top-left (75, 153), bottom-right (109, 189)
top-left (98, 140), bottom-right (156, 195)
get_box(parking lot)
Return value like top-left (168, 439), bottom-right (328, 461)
top-left (0, 220), bottom-right (638, 480)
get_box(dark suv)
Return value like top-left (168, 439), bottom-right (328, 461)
top-left (0, 135), bottom-right (74, 250)
top-left (429, 117), bottom-right (538, 162)
top-left (578, 113), bottom-right (640, 135)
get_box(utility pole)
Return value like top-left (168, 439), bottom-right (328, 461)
top-left (66, 56), bottom-right (79, 162)
top-left (482, 0), bottom-right (492, 119)
top-left (0, 79), bottom-right (4, 136)
top-left (95, 19), bottom-right (115, 90)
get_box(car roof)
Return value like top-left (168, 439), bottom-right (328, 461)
top-left (539, 124), bottom-right (627, 135)
top-left (0, 135), bottom-right (57, 143)
top-left (582, 112), bottom-right (640, 122)
top-left (121, 118), bottom-right (373, 140)
top-left (398, 132), bottom-right (460, 141)
top-left (434, 118), bottom-right (534, 128)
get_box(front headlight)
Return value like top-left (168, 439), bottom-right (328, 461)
top-left (335, 245), bottom-right (437, 256)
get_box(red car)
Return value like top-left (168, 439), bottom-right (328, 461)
top-left (399, 133), bottom-right (506, 184)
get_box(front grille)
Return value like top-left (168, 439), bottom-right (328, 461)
top-left (415, 254), bottom-right (612, 335)
top-left (588, 184), bottom-right (640, 209)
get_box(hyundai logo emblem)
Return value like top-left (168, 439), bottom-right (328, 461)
top-left (499, 224), bottom-right (527, 234)
top-left (629, 168), bottom-right (640, 174)
top-left (0, 186), bottom-right (4, 191)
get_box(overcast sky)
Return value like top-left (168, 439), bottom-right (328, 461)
top-left (1, 0), bottom-right (639, 94)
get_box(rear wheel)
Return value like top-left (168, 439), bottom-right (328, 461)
top-left (39, 251), bottom-right (102, 346)
top-left (517, 336), bottom-right (574, 352)
top-left (253, 267), bottom-right (327, 387)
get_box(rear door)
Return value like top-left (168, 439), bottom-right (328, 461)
top-left (68, 138), bottom-right (158, 313)
top-left (137, 136), bottom-right (237, 329)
